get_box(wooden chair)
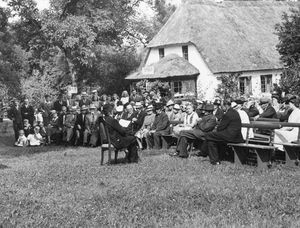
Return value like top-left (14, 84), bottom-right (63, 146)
top-left (99, 117), bottom-right (127, 165)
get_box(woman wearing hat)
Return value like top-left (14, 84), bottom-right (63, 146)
top-left (274, 96), bottom-right (300, 150)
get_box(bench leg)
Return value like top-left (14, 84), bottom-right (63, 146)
top-left (232, 147), bottom-right (247, 166)
top-left (115, 150), bottom-right (118, 164)
top-left (284, 146), bottom-right (299, 167)
top-left (100, 147), bottom-right (104, 165)
top-left (255, 149), bottom-right (272, 170)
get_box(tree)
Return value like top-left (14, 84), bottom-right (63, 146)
top-left (275, 7), bottom-right (300, 96)
top-left (216, 73), bottom-right (240, 100)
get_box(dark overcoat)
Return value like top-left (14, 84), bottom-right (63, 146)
top-left (104, 116), bottom-right (136, 149)
top-left (259, 104), bottom-right (277, 119)
top-left (21, 105), bottom-right (35, 125)
top-left (151, 111), bottom-right (170, 134)
top-left (206, 108), bottom-right (244, 143)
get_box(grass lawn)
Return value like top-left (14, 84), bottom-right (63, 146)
top-left (0, 135), bottom-right (300, 227)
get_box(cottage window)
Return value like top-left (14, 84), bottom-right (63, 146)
top-left (260, 75), bottom-right (272, 93)
top-left (239, 76), bottom-right (252, 95)
top-left (159, 48), bottom-right (165, 59)
top-left (173, 81), bottom-right (182, 94)
top-left (182, 46), bottom-right (189, 60)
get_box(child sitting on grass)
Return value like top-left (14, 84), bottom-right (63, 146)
top-left (15, 130), bottom-right (28, 147)
top-left (23, 119), bottom-right (32, 137)
top-left (27, 126), bottom-right (44, 146)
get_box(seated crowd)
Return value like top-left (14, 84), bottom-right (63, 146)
top-left (7, 89), bottom-right (300, 165)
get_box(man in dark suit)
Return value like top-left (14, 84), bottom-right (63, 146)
top-left (213, 99), bottom-right (224, 121)
top-left (75, 105), bottom-right (88, 146)
top-left (102, 104), bottom-right (139, 163)
top-left (40, 94), bottom-right (53, 126)
top-left (145, 102), bottom-right (170, 149)
top-left (53, 95), bottom-right (67, 113)
top-left (21, 98), bottom-right (35, 126)
top-left (126, 102), bottom-right (146, 135)
top-left (204, 100), bottom-right (244, 165)
top-left (8, 100), bottom-right (23, 141)
top-left (256, 97), bottom-right (277, 119)
top-left (172, 104), bottom-right (217, 158)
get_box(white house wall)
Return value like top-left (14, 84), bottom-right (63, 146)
top-left (145, 44), bottom-right (282, 100)
top-left (215, 70), bottom-right (282, 98)
top-left (146, 44), bottom-right (218, 100)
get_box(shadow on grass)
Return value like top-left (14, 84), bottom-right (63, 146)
top-left (0, 164), bottom-right (10, 169)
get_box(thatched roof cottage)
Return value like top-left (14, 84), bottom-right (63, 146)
top-left (127, 0), bottom-right (299, 100)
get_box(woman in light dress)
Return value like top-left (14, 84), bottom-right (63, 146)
top-left (274, 96), bottom-right (300, 150)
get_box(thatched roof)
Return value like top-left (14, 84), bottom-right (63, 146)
top-left (126, 54), bottom-right (199, 80)
top-left (148, 0), bottom-right (298, 73)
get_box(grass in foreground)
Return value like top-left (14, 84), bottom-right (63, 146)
top-left (0, 144), bottom-right (299, 227)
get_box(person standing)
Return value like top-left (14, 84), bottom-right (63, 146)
top-left (21, 98), bottom-right (35, 126)
top-left (8, 100), bottom-right (23, 141)
top-left (40, 95), bottom-right (53, 126)
top-left (53, 95), bottom-right (67, 113)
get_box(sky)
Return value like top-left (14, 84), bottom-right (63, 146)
top-left (0, 0), bottom-right (50, 10)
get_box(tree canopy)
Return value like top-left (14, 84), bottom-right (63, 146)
top-left (0, 0), bottom-right (176, 102)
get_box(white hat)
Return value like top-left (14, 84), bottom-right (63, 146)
top-left (81, 92), bottom-right (87, 96)
top-left (166, 100), bottom-right (175, 107)
top-left (135, 102), bottom-right (142, 108)
top-left (116, 106), bottom-right (124, 112)
top-left (89, 104), bottom-right (96, 109)
top-left (174, 104), bottom-right (181, 110)
top-left (92, 90), bottom-right (97, 93)
top-left (146, 105), bottom-right (153, 111)
top-left (231, 102), bottom-right (237, 108)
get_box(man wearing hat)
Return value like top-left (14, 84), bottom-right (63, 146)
top-left (46, 110), bottom-right (62, 145)
top-left (62, 106), bottom-right (77, 145)
top-left (203, 100), bottom-right (244, 165)
top-left (256, 97), bottom-right (277, 119)
top-left (79, 92), bottom-right (92, 107)
top-left (172, 104), bottom-right (217, 158)
top-left (169, 104), bottom-right (183, 123)
top-left (74, 105), bottom-right (88, 146)
top-left (135, 104), bottom-right (156, 149)
top-left (146, 102), bottom-right (170, 149)
top-left (129, 101), bottom-right (146, 135)
top-left (165, 100), bottom-right (175, 119)
top-left (232, 99), bottom-right (253, 140)
top-left (213, 98), bottom-right (224, 121)
top-left (83, 104), bottom-right (100, 147)
top-left (102, 104), bottom-right (139, 163)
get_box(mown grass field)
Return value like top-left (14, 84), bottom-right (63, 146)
top-left (0, 121), bottom-right (299, 227)
top-left (0, 145), bottom-right (299, 227)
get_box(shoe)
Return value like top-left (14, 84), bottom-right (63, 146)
top-left (179, 155), bottom-right (189, 159)
top-left (169, 151), bottom-right (179, 157)
top-left (211, 161), bottom-right (221, 165)
top-left (196, 151), bottom-right (208, 157)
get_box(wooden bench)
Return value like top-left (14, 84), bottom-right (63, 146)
top-left (228, 122), bottom-right (282, 170)
top-left (273, 122), bottom-right (300, 168)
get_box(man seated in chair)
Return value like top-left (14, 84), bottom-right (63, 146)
top-left (102, 104), bottom-right (139, 163)
top-left (170, 104), bottom-right (217, 158)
